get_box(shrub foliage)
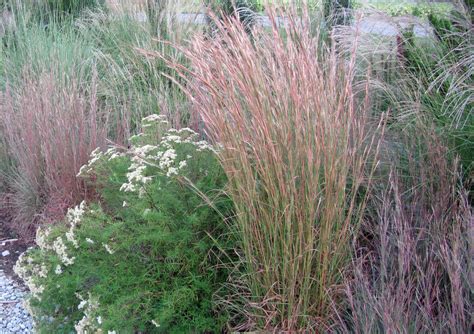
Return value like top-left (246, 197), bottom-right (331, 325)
top-left (14, 115), bottom-right (233, 333)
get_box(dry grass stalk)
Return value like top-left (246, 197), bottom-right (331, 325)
top-left (165, 8), bottom-right (385, 331)
top-left (343, 130), bottom-right (473, 333)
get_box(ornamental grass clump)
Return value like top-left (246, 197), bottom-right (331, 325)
top-left (0, 71), bottom-right (106, 238)
top-left (15, 115), bottom-right (234, 333)
top-left (0, 14), bottom-right (107, 237)
top-left (399, 3), bottom-right (474, 173)
top-left (172, 9), bottom-right (384, 331)
top-left (342, 130), bottom-right (473, 333)
top-left (75, 2), bottom-right (194, 138)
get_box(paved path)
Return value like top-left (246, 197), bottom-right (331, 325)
top-left (136, 12), bottom-right (433, 37)
top-left (1, 8), bottom-right (433, 38)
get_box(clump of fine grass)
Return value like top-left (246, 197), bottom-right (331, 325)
top-left (168, 7), bottom-right (384, 331)
top-left (0, 15), bottom-right (106, 237)
top-left (333, 7), bottom-right (473, 328)
top-left (1, 70), bottom-right (107, 238)
top-left (0, 8), bottom-right (107, 233)
top-left (339, 2), bottom-right (473, 173)
top-left (395, 2), bottom-right (473, 173)
top-left (76, 1), bottom-right (195, 138)
top-left (341, 128), bottom-right (472, 333)
top-left (2, 0), bottom-right (104, 22)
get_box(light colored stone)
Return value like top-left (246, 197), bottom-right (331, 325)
top-left (0, 271), bottom-right (34, 333)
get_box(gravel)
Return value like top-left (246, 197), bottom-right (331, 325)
top-left (0, 269), bottom-right (34, 333)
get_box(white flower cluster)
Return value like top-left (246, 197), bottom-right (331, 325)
top-left (162, 128), bottom-right (217, 153)
top-left (74, 293), bottom-right (101, 334)
top-left (53, 237), bottom-right (75, 266)
top-left (157, 148), bottom-right (178, 177)
top-left (119, 163), bottom-right (152, 193)
top-left (119, 115), bottom-right (217, 194)
top-left (35, 226), bottom-right (52, 251)
top-left (141, 114), bottom-right (169, 128)
top-left (77, 148), bottom-right (102, 177)
top-left (103, 243), bottom-right (115, 255)
top-left (77, 147), bottom-right (125, 178)
top-left (17, 203), bottom-right (86, 304)
top-left (65, 201), bottom-right (86, 249)
top-left (14, 202), bottom-right (86, 304)
top-left (37, 264), bottom-right (48, 278)
top-left (13, 253), bottom-right (46, 300)
top-left (120, 143), bottom-right (163, 193)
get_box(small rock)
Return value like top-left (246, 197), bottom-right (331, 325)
top-left (1, 250), bottom-right (10, 257)
top-left (0, 269), bottom-right (34, 333)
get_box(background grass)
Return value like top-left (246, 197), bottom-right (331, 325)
top-left (0, 0), bottom-right (193, 236)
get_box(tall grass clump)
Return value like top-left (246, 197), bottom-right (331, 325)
top-left (324, 0), bottom-right (352, 27)
top-left (0, 15), bottom-right (95, 90)
top-left (387, 2), bottom-right (472, 173)
top-left (77, 1), bottom-right (194, 138)
top-left (329, 6), bottom-right (473, 330)
top-left (0, 71), bottom-right (106, 238)
top-left (342, 129), bottom-right (472, 333)
top-left (171, 9), bottom-right (384, 331)
top-left (3, 0), bottom-right (104, 21)
top-left (0, 14), bottom-right (107, 237)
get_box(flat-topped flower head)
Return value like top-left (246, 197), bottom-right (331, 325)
top-left (141, 114), bottom-right (168, 123)
top-left (65, 201), bottom-right (87, 249)
top-left (53, 237), bottom-right (75, 266)
top-left (35, 226), bottom-right (52, 250)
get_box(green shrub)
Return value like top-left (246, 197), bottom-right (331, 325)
top-left (14, 115), bottom-right (233, 333)
top-left (354, 1), bottom-right (453, 19)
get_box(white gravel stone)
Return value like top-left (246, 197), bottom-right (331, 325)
top-left (1, 250), bottom-right (10, 257)
top-left (0, 270), bottom-right (34, 333)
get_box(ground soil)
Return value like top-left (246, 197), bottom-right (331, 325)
top-left (0, 215), bottom-right (32, 284)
